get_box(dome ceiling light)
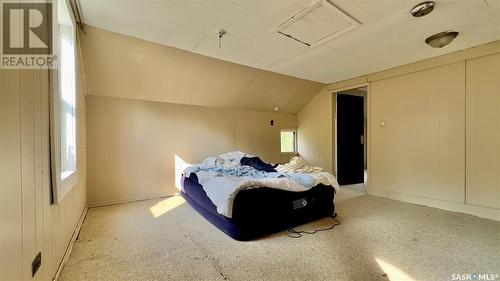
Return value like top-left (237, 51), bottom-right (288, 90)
top-left (411, 1), bottom-right (435, 17)
top-left (425, 31), bottom-right (459, 48)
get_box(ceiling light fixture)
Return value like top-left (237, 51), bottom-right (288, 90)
top-left (425, 31), bottom-right (459, 48)
top-left (411, 1), bottom-right (435, 17)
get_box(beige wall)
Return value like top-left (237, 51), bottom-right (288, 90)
top-left (80, 25), bottom-right (312, 206)
top-left (79, 25), bottom-right (324, 114)
top-left (0, 38), bottom-right (87, 280)
top-left (297, 40), bottom-right (500, 220)
top-left (297, 87), bottom-right (333, 173)
top-left (370, 62), bottom-right (465, 203)
top-left (86, 95), bottom-right (296, 206)
top-left (466, 53), bottom-right (500, 209)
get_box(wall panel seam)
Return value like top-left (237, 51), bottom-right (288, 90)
top-left (464, 60), bottom-right (467, 205)
top-left (19, 68), bottom-right (24, 280)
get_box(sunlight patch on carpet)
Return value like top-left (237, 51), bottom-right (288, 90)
top-left (376, 257), bottom-right (416, 281)
top-left (150, 196), bottom-right (185, 218)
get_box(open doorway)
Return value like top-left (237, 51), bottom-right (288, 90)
top-left (335, 86), bottom-right (368, 192)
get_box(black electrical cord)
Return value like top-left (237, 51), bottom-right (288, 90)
top-left (285, 214), bottom-right (340, 238)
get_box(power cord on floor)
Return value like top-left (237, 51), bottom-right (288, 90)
top-left (285, 214), bottom-right (340, 238)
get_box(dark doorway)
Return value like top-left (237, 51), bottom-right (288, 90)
top-left (337, 93), bottom-right (365, 185)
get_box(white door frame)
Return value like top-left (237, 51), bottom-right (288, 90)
top-left (332, 82), bottom-right (371, 191)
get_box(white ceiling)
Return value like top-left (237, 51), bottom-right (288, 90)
top-left (78, 0), bottom-right (500, 83)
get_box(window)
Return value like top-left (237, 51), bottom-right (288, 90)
top-left (51, 0), bottom-right (77, 203)
top-left (60, 20), bottom-right (76, 180)
top-left (280, 130), bottom-right (297, 154)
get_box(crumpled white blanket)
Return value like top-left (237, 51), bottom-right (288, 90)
top-left (310, 172), bottom-right (339, 190)
top-left (276, 156), bottom-right (323, 173)
top-left (277, 156), bottom-right (340, 192)
top-left (186, 151), bottom-right (252, 175)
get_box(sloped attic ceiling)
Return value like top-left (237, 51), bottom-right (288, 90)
top-left (79, 0), bottom-right (500, 84)
top-left (79, 26), bottom-right (324, 114)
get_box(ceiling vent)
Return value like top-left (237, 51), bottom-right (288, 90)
top-left (274, 0), bottom-right (360, 48)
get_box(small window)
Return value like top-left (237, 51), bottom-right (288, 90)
top-left (280, 130), bottom-right (297, 154)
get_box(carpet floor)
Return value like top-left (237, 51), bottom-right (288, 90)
top-left (60, 188), bottom-right (500, 281)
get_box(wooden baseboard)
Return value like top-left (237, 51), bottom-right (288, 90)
top-left (53, 206), bottom-right (88, 281)
top-left (369, 189), bottom-right (500, 222)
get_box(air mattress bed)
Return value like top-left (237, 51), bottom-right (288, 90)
top-left (181, 174), bottom-right (336, 241)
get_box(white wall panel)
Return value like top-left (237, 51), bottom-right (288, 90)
top-left (0, 34), bottom-right (87, 281)
top-left (0, 69), bottom-right (23, 281)
top-left (466, 53), bottom-right (500, 209)
top-left (370, 62), bottom-right (466, 203)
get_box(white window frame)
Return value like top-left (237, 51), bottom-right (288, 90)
top-left (280, 129), bottom-right (298, 155)
top-left (50, 0), bottom-right (78, 204)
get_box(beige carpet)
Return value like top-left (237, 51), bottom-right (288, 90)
top-left (60, 188), bottom-right (500, 281)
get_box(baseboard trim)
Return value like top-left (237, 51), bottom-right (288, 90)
top-left (88, 194), bottom-right (176, 208)
top-left (53, 206), bottom-right (88, 281)
top-left (369, 189), bottom-right (500, 222)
